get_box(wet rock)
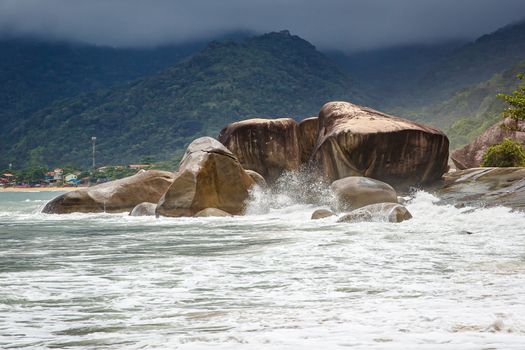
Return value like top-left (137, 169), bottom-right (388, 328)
top-left (42, 170), bottom-right (175, 214)
top-left (245, 169), bottom-right (267, 188)
top-left (338, 203), bottom-right (413, 223)
top-left (331, 176), bottom-right (398, 211)
top-left (156, 137), bottom-right (255, 217)
top-left (298, 117), bottom-right (318, 163)
top-left (435, 167), bottom-right (525, 210)
top-left (218, 118), bottom-right (301, 183)
top-left (129, 202), bottom-right (157, 216)
top-left (312, 101), bottom-right (449, 187)
top-left (451, 118), bottom-right (525, 170)
top-left (194, 208), bottom-right (233, 217)
top-left (311, 209), bottom-right (335, 220)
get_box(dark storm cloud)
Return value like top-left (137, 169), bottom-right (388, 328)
top-left (1, 0), bottom-right (525, 51)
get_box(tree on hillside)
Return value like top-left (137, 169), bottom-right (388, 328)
top-left (498, 73), bottom-right (525, 122)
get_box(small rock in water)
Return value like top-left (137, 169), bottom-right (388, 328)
top-left (194, 208), bottom-right (233, 217)
top-left (311, 209), bottom-right (335, 220)
top-left (129, 202), bottom-right (157, 216)
top-left (245, 170), bottom-right (267, 188)
top-left (331, 176), bottom-right (398, 211)
top-left (338, 203), bottom-right (412, 223)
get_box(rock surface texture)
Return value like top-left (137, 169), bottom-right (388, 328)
top-left (42, 170), bottom-right (175, 214)
top-left (156, 137), bottom-right (255, 217)
top-left (451, 118), bottom-right (525, 170)
top-left (435, 167), bottom-right (525, 210)
top-left (312, 102), bottom-right (449, 187)
top-left (331, 176), bottom-right (398, 211)
top-left (298, 117), bottom-right (319, 164)
top-left (337, 203), bottom-right (413, 223)
top-left (218, 118), bottom-right (301, 184)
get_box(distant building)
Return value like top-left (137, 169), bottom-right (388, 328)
top-left (1, 173), bottom-right (15, 186)
top-left (53, 168), bottom-right (63, 181)
top-left (64, 174), bottom-right (78, 183)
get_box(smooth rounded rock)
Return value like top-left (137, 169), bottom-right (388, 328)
top-left (311, 209), bottom-right (335, 220)
top-left (194, 208), bottom-right (233, 217)
top-left (245, 170), bottom-right (267, 188)
top-left (42, 170), bottom-right (175, 214)
top-left (331, 176), bottom-right (398, 211)
top-left (129, 202), bottom-right (157, 216)
top-left (337, 203), bottom-right (412, 223)
top-left (156, 137), bottom-right (255, 217)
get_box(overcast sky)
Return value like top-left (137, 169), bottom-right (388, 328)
top-left (1, 0), bottom-right (525, 51)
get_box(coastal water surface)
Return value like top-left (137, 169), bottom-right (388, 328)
top-left (1, 189), bottom-right (525, 349)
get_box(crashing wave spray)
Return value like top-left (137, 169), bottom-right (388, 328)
top-left (244, 165), bottom-right (336, 215)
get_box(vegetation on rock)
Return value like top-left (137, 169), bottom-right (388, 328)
top-left (481, 138), bottom-right (525, 167)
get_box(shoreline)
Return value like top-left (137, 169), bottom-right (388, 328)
top-left (0, 187), bottom-right (84, 192)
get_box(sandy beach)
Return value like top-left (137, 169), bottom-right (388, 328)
top-left (0, 187), bottom-right (84, 192)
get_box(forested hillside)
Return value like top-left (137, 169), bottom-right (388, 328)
top-left (3, 31), bottom-right (358, 168)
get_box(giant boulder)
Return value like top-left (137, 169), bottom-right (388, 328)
top-left (218, 118), bottom-right (301, 183)
top-left (451, 118), bottom-right (525, 170)
top-left (312, 102), bottom-right (449, 187)
top-left (42, 170), bottom-right (175, 214)
top-left (156, 137), bottom-right (255, 217)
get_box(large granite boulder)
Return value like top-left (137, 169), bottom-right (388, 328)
top-left (218, 118), bottom-right (301, 183)
top-left (298, 117), bottom-right (319, 164)
top-left (331, 176), bottom-right (398, 211)
top-left (435, 167), bottom-right (525, 210)
top-left (312, 102), bottom-right (449, 187)
top-left (42, 170), bottom-right (175, 214)
top-left (156, 137), bottom-right (255, 217)
top-left (451, 118), bottom-right (525, 170)
top-left (337, 203), bottom-right (412, 223)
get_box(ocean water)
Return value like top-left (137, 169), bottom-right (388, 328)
top-left (1, 187), bottom-right (525, 349)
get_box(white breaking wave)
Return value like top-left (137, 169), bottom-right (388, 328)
top-left (1, 178), bottom-right (525, 349)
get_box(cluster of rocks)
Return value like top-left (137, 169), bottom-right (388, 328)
top-left (219, 101), bottom-right (449, 187)
top-left (311, 176), bottom-right (412, 223)
top-left (43, 101), bottom-right (455, 221)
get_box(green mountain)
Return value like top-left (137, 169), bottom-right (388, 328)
top-left (327, 41), bottom-right (466, 109)
top-left (0, 39), bottom-right (206, 129)
top-left (419, 19), bottom-right (525, 103)
top-left (3, 31), bottom-right (358, 168)
top-left (431, 60), bottom-right (525, 148)
top-left (331, 19), bottom-right (525, 110)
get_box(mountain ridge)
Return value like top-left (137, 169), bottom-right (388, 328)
top-left (2, 31), bottom-right (358, 168)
